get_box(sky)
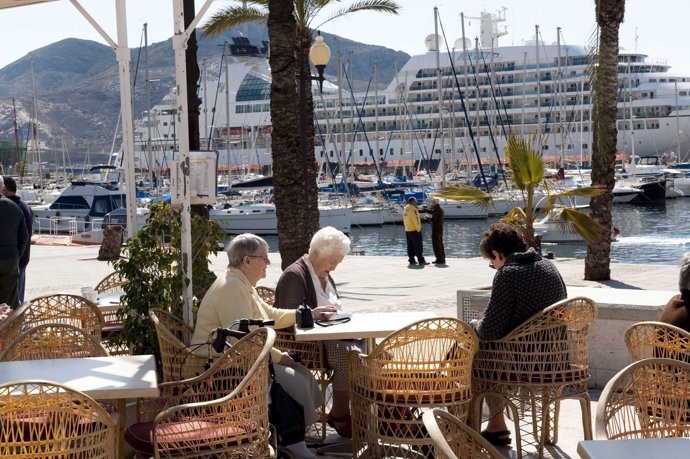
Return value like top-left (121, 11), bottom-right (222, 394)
top-left (0, 0), bottom-right (689, 74)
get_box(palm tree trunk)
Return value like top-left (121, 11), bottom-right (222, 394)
top-left (269, 0), bottom-right (309, 268)
top-left (585, 0), bottom-right (625, 281)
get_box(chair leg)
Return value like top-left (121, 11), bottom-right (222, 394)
top-left (579, 393), bottom-right (593, 440)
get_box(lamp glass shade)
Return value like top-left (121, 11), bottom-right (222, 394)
top-left (309, 35), bottom-right (331, 66)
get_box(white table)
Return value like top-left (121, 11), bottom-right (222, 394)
top-left (577, 438), bottom-right (690, 458)
top-left (295, 310), bottom-right (437, 345)
top-left (0, 354), bottom-right (159, 459)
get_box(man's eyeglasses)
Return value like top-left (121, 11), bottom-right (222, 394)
top-left (247, 255), bottom-right (271, 264)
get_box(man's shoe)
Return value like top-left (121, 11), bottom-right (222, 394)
top-left (420, 261), bottom-right (430, 265)
top-left (433, 260), bottom-right (445, 264)
top-left (408, 261), bottom-right (418, 266)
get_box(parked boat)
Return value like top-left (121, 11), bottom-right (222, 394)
top-left (209, 203), bottom-right (352, 235)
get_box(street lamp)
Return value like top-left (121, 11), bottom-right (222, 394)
top-left (298, 31), bottom-right (331, 211)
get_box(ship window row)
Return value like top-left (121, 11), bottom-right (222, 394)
top-left (235, 103), bottom-right (270, 114)
top-left (236, 74), bottom-right (271, 102)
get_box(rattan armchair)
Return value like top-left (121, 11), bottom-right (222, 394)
top-left (26, 293), bottom-right (105, 337)
top-left (0, 323), bottom-right (109, 361)
top-left (471, 296), bottom-right (597, 458)
top-left (257, 285), bottom-right (331, 441)
top-left (95, 271), bottom-right (128, 294)
top-left (349, 317), bottom-right (479, 459)
top-left (595, 357), bottom-right (690, 440)
top-left (125, 327), bottom-right (276, 459)
top-left (0, 380), bottom-right (117, 458)
top-left (625, 321), bottom-right (690, 361)
top-left (149, 308), bottom-right (208, 382)
top-left (422, 409), bottom-right (503, 459)
top-left (0, 302), bottom-right (29, 355)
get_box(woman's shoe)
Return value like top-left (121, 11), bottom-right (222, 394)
top-left (327, 412), bottom-right (352, 438)
top-left (480, 429), bottom-right (512, 446)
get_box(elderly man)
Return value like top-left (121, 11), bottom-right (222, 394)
top-left (0, 176), bottom-right (29, 308)
top-left (403, 196), bottom-right (428, 266)
top-left (2, 176), bottom-right (33, 304)
top-left (421, 197), bottom-right (446, 265)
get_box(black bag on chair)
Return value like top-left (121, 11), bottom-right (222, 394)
top-left (269, 360), bottom-right (306, 446)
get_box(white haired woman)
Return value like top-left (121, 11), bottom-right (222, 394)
top-left (275, 226), bottom-right (360, 438)
top-left (659, 252), bottom-right (690, 332)
top-left (192, 233), bottom-right (336, 459)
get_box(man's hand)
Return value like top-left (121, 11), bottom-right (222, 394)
top-left (278, 352), bottom-right (295, 367)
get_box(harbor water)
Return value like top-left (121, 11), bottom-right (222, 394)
top-left (263, 199), bottom-right (690, 265)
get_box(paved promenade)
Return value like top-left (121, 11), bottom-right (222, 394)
top-left (25, 244), bottom-right (683, 458)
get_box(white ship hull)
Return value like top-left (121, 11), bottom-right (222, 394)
top-left (210, 203), bottom-right (352, 235)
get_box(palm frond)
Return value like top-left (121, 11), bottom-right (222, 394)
top-left (505, 135), bottom-right (544, 189)
top-left (202, 5), bottom-right (267, 37)
top-left (435, 185), bottom-right (492, 202)
top-left (557, 207), bottom-right (607, 243)
top-left (544, 184), bottom-right (605, 209)
top-left (314, 0), bottom-right (400, 29)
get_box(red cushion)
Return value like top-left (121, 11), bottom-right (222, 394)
top-left (101, 323), bottom-right (124, 339)
top-left (125, 420), bottom-right (249, 456)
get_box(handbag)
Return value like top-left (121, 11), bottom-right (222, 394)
top-left (268, 359), bottom-right (306, 446)
top-left (295, 303), bottom-right (314, 328)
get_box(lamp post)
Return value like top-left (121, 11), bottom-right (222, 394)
top-left (298, 32), bottom-right (331, 211)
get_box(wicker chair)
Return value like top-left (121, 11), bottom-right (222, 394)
top-left (0, 380), bottom-right (117, 458)
top-left (422, 409), bottom-right (503, 459)
top-left (95, 271), bottom-right (128, 294)
top-left (126, 327), bottom-right (276, 459)
top-left (0, 323), bottom-right (109, 361)
top-left (0, 302), bottom-right (29, 355)
top-left (25, 293), bottom-right (105, 337)
top-left (256, 285), bottom-right (276, 305)
top-left (595, 357), bottom-right (690, 440)
top-left (149, 308), bottom-right (208, 382)
top-left (625, 321), bottom-right (690, 362)
top-left (471, 296), bottom-right (597, 458)
top-left (349, 317), bottom-right (479, 458)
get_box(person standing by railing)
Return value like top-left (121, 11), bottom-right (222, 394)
top-left (2, 176), bottom-right (32, 304)
top-left (0, 176), bottom-right (28, 308)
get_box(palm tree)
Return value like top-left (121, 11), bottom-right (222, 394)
top-left (203, 0), bottom-right (400, 268)
top-left (437, 135), bottom-right (607, 249)
top-left (584, 0), bottom-right (625, 281)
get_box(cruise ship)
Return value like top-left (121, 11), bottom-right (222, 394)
top-left (132, 11), bottom-right (690, 175)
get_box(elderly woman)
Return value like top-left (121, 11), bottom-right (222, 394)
top-left (470, 223), bottom-right (567, 446)
top-left (275, 226), bottom-right (359, 438)
top-left (192, 233), bottom-right (336, 459)
top-left (659, 252), bottom-right (690, 331)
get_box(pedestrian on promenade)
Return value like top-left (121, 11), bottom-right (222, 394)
top-left (275, 226), bottom-right (360, 438)
top-left (659, 252), bottom-right (690, 332)
top-left (0, 176), bottom-right (29, 308)
top-left (403, 196), bottom-right (428, 266)
top-left (2, 176), bottom-right (33, 304)
top-left (469, 222), bottom-right (567, 447)
top-left (421, 197), bottom-right (445, 264)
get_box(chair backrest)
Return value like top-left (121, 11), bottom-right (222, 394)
top-left (0, 323), bottom-right (109, 361)
top-left (473, 296), bottom-right (598, 384)
top-left (349, 317), bottom-right (479, 448)
top-left (26, 293), bottom-right (105, 337)
top-left (94, 271), bottom-right (128, 294)
top-left (422, 409), bottom-right (503, 459)
top-left (0, 380), bottom-right (117, 458)
top-left (0, 302), bottom-right (30, 354)
top-left (148, 327), bottom-right (275, 458)
top-left (596, 357), bottom-right (690, 440)
top-left (625, 321), bottom-right (690, 362)
top-left (255, 286), bottom-right (275, 305)
top-left (149, 308), bottom-right (207, 382)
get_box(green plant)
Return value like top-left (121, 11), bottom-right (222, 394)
top-left (437, 134), bottom-right (607, 248)
top-left (112, 201), bottom-right (226, 358)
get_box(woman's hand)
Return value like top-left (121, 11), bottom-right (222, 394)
top-left (278, 352), bottom-right (295, 367)
top-left (313, 305), bottom-right (338, 320)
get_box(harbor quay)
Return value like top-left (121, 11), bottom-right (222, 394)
top-left (25, 243), bottom-right (682, 458)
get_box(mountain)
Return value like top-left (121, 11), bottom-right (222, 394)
top-left (0, 22), bottom-right (409, 167)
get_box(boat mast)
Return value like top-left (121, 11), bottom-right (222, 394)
top-left (29, 55), bottom-right (43, 190)
top-left (144, 23), bottom-right (154, 192)
top-left (461, 13), bottom-right (470, 176)
top-left (224, 41), bottom-right (231, 182)
top-left (557, 27), bottom-right (564, 168)
top-left (675, 80), bottom-right (681, 160)
top-left (434, 7), bottom-right (445, 187)
top-left (535, 25), bottom-right (541, 144)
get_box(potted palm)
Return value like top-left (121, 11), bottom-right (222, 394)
top-left (437, 135), bottom-right (607, 248)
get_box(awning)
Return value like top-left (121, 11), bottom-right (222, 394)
top-left (0, 0), bottom-right (56, 9)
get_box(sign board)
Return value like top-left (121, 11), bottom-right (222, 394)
top-left (171, 150), bottom-right (218, 205)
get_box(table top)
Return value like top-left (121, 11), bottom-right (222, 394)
top-left (96, 292), bottom-right (123, 307)
top-left (295, 311), bottom-right (437, 341)
top-left (0, 354), bottom-right (159, 400)
top-left (577, 438), bottom-right (690, 458)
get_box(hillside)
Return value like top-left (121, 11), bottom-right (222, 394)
top-left (0, 22), bottom-right (409, 166)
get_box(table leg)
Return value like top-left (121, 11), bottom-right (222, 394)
top-left (117, 399), bottom-right (126, 459)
